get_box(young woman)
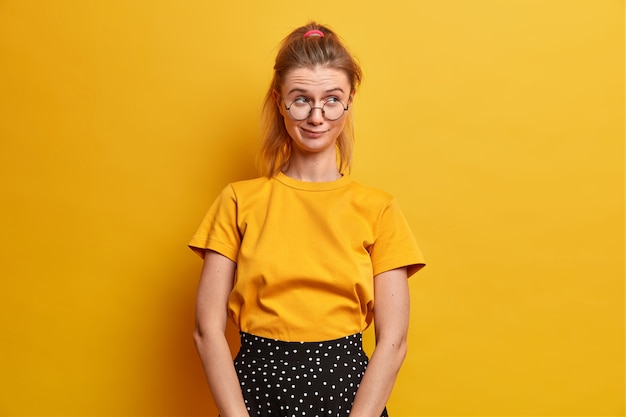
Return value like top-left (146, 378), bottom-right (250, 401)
top-left (190, 22), bottom-right (425, 417)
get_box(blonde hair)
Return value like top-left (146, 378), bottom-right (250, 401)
top-left (258, 22), bottom-right (363, 177)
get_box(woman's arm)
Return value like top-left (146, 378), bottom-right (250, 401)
top-left (349, 266), bottom-right (410, 417)
top-left (193, 250), bottom-right (249, 417)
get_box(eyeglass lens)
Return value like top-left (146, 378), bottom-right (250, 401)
top-left (287, 99), bottom-right (347, 121)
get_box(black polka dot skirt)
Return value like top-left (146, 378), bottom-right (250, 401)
top-left (234, 332), bottom-right (389, 417)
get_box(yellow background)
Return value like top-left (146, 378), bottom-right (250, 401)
top-left (0, 1), bottom-right (623, 416)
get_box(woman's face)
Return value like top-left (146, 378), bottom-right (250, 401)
top-left (277, 66), bottom-right (352, 159)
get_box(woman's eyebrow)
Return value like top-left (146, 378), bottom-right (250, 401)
top-left (287, 87), bottom-right (346, 95)
top-left (287, 88), bottom-right (308, 95)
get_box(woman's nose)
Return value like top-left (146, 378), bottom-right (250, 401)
top-left (308, 106), bottom-right (324, 124)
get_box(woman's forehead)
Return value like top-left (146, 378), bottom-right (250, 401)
top-left (282, 67), bottom-right (350, 94)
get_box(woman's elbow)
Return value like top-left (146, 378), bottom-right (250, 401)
top-left (377, 333), bottom-right (408, 365)
top-left (395, 338), bottom-right (408, 363)
top-left (193, 323), bottom-right (207, 349)
top-left (193, 320), bottom-right (226, 349)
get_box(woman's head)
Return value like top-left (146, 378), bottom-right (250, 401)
top-left (259, 22), bottom-right (363, 177)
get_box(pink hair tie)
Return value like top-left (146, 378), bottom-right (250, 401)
top-left (304, 29), bottom-right (324, 38)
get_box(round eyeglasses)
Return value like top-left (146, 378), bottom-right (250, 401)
top-left (284, 97), bottom-right (349, 121)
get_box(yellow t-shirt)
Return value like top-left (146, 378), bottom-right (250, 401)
top-left (189, 172), bottom-right (425, 341)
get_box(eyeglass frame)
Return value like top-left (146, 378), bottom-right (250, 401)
top-left (282, 96), bottom-right (351, 121)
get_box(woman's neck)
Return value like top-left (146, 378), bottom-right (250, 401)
top-left (283, 152), bottom-right (342, 182)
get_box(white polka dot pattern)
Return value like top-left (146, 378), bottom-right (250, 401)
top-left (233, 332), bottom-right (389, 417)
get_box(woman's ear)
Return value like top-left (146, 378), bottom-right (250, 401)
top-left (273, 90), bottom-right (281, 107)
top-left (273, 90), bottom-right (286, 117)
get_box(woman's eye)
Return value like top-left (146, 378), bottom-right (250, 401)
top-left (293, 97), bottom-right (308, 103)
top-left (326, 97), bottom-right (341, 104)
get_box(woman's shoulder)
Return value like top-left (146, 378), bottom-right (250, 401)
top-left (229, 176), bottom-right (270, 188)
top-left (346, 178), bottom-right (395, 203)
top-left (223, 176), bottom-right (270, 196)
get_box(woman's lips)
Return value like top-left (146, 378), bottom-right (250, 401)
top-left (301, 128), bottom-right (327, 138)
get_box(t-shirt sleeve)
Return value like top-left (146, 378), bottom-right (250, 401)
top-left (188, 184), bottom-right (240, 262)
top-left (370, 198), bottom-right (425, 278)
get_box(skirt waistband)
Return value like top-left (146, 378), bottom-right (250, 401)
top-left (238, 332), bottom-right (363, 361)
